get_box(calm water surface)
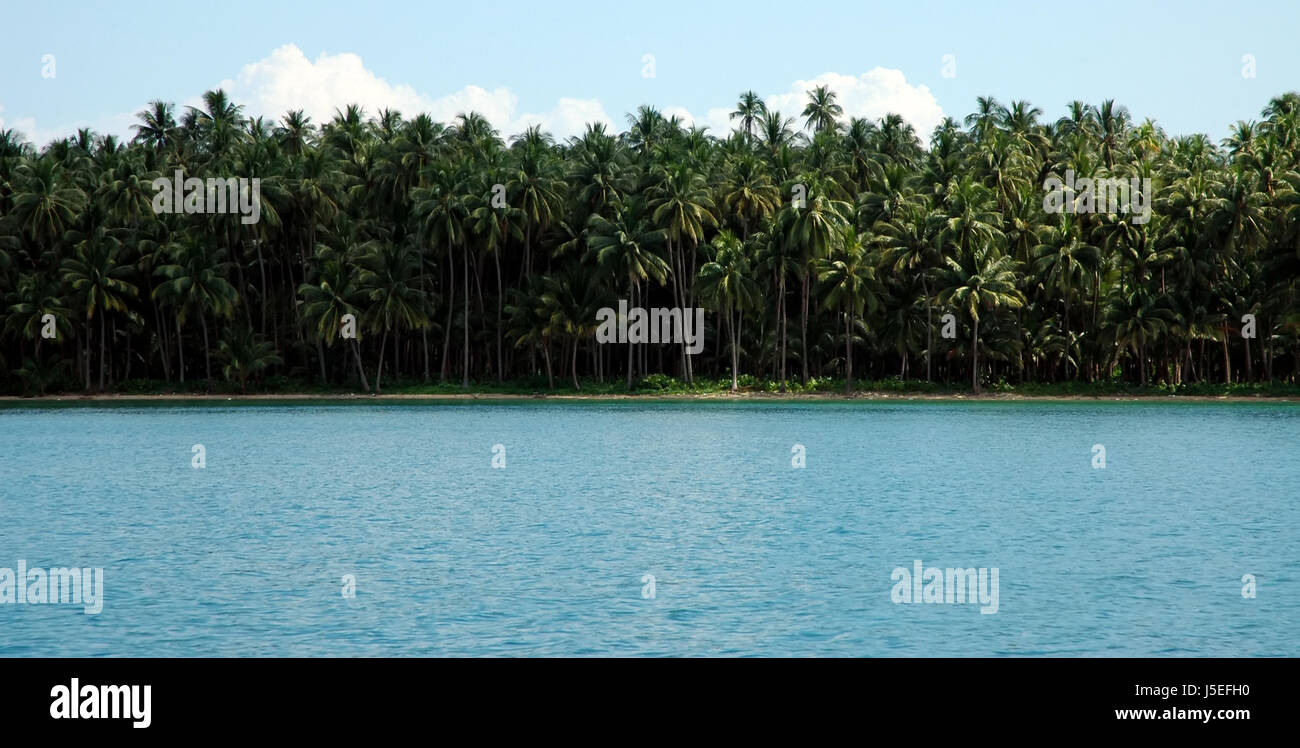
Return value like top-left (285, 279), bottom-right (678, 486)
top-left (1, 400), bottom-right (1295, 656)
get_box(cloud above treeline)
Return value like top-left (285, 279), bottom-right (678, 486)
top-left (7, 43), bottom-right (945, 146)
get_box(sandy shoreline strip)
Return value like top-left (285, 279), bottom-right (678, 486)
top-left (1, 391), bottom-right (1294, 403)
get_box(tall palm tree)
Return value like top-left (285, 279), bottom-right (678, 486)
top-left (357, 240), bottom-right (428, 393)
top-left (589, 197), bottom-right (669, 389)
top-left (698, 230), bottom-right (760, 390)
top-left (61, 227), bottom-right (138, 390)
top-left (816, 228), bottom-right (882, 393)
top-left (1032, 215), bottom-right (1100, 379)
top-left (782, 175), bottom-right (851, 383)
top-left (154, 238), bottom-right (239, 386)
top-left (878, 202), bottom-right (941, 380)
top-left (730, 91), bottom-right (768, 144)
top-left (9, 158), bottom-right (86, 248)
top-left (538, 266), bottom-right (612, 389)
top-left (801, 86), bottom-right (843, 135)
top-left (650, 164), bottom-right (716, 382)
top-left (300, 256), bottom-right (370, 391)
top-left (412, 164), bottom-right (468, 382)
top-left (938, 245), bottom-right (1026, 392)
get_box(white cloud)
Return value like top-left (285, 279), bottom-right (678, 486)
top-left (701, 107), bottom-right (736, 137)
top-left (7, 44), bottom-right (615, 146)
top-left (651, 106), bottom-right (733, 137)
top-left (7, 53), bottom-right (942, 150)
top-left (0, 105), bottom-right (39, 142)
top-left (217, 44), bottom-right (612, 140)
top-left (761, 69), bottom-right (945, 138)
top-left (659, 106), bottom-right (695, 127)
top-left (515, 97), bottom-right (615, 139)
top-left (661, 68), bottom-right (943, 142)
top-left (0, 104), bottom-right (135, 149)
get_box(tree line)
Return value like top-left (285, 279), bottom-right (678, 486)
top-left (2, 86), bottom-right (1299, 395)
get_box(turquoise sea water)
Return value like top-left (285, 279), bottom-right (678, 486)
top-left (0, 399), bottom-right (1295, 656)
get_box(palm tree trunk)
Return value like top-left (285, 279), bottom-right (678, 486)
top-left (154, 301), bottom-right (170, 382)
top-left (256, 242), bottom-right (268, 335)
top-left (177, 317), bottom-right (185, 383)
top-left (98, 312), bottom-right (106, 391)
top-left (84, 320), bottom-right (91, 391)
top-left (232, 227), bottom-right (251, 324)
top-left (316, 337), bottom-right (328, 385)
top-left (972, 316), bottom-right (980, 393)
top-left (737, 308), bottom-right (744, 387)
top-left (525, 224), bottom-right (535, 375)
top-left (201, 309), bottom-right (212, 387)
top-left (801, 271), bottom-right (810, 384)
top-left (1091, 270), bottom-right (1101, 380)
top-left (923, 276), bottom-right (932, 382)
top-left (420, 252), bottom-right (430, 382)
top-left (845, 308), bottom-right (854, 395)
top-left (495, 247), bottom-right (504, 381)
top-left (543, 338), bottom-right (554, 389)
top-left (462, 244), bottom-right (470, 387)
top-left (779, 273), bottom-right (788, 392)
top-left (1265, 316), bottom-right (1274, 382)
top-left (375, 329), bottom-right (388, 394)
top-left (1222, 326), bottom-right (1232, 384)
top-left (685, 240), bottom-right (698, 385)
top-left (440, 249), bottom-right (455, 381)
top-left (728, 304), bottom-right (738, 391)
top-left (352, 339), bottom-right (370, 392)
top-left (667, 236), bottom-right (685, 380)
top-left (570, 336), bottom-right (581, 390)
top-left (1244, 335), bottom-right (1253, 383)
top-left (123, 321), bottom-right (131, 382)
top-left (626, 270), bottom-right (635, 391)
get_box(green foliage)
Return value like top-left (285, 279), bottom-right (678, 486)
top-left (4, 90), bottom-right (1300, 396)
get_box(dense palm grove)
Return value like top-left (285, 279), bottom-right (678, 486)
top-left (3, 86), bottom-right (1300, 395)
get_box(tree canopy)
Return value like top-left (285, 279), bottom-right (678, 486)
top-left (3, 90), bottom-right (1300, 395)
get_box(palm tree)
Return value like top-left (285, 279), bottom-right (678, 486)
top-left (508, 125), bottom-right (564, 281)
top-left (782, 175), bottom-right (851, 383)
top-left (730, 91), bottom-right (768, 144)
top-left (412, 164), bottom-right (468, 382)
top-left (7, 86), bottom-right (1300, 396)
top-left (1032, 215), bottom-right (1100, 379)
top-left (756, 226), bottom-right (800, 391)
top-left (217, 327), bottom-right (281, 392)
top-left (801, 86), bottom-right (843, 135)
top-left (357, 240), bottom-right (428, 393)
top-left (4, 272), bottom-right (69, 360)
top-left (61, 227), bottom-right (138, 390)
top-left (469, 174), bottom-right (523, 381)
top-left (878, 202), bottom-right (942, 380)
top-left (698, 230), bottom-right (760, 390)
top-left (538, 266), bottom-right (612, 389)
top-left (9, 158), bottom-right (85, 248)
top-left (938, 245), bottom-right (1026, 392)
top-left (719, 156), bottom-right (779, 238)
top-left (589, 197), bottom-right (669, 389)
top-left (815, 228), bottom-right (882, 393)
top-left (1105, 288), bottom-right (1177, 385)
top-left (132, 101), bottom-right (178, 154)
top-left (300, 256), bottom-right (370, 391)
top-left (153, 238), bottom-right (239, 386)
top-left (1093, 99), bottom-right (1131, 169)
top-left (650, 164), bottom-right (716, 382)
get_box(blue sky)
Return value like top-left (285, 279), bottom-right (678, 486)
top-left (1, 0), bottom-right (1296, 146)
